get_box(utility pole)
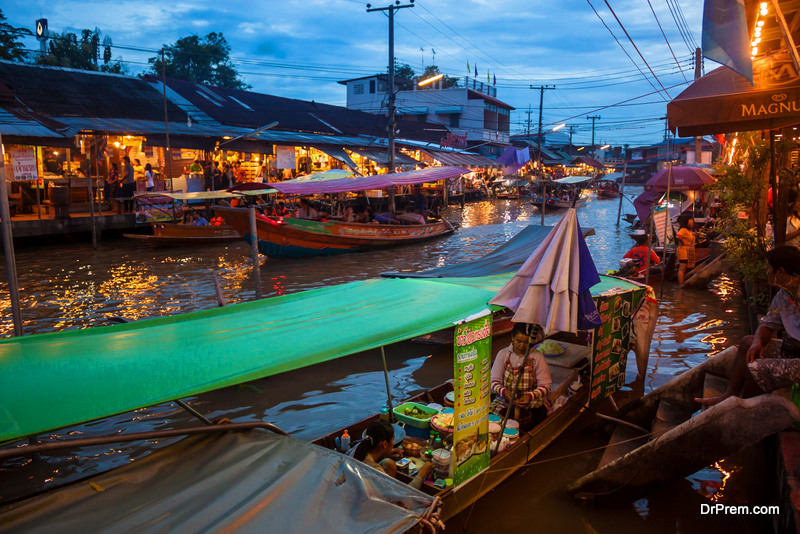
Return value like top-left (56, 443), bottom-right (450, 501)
top-left (368, 1), bottom-right (414, 212)
top-left (567, 125), bottom-right (577, 146)
top-left (525, 105), bottom-right (533, 139)
top-left (694, 47), bottom-right (703, 164)
top-left (530, 85), bottom-right (555, 175)
top-left (586, 115), bottom-right (600, 157)
top-left (660, 115), bottom-right (668, 142)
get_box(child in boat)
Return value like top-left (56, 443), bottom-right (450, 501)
top-left (348, 420), bottom-right (433, 489)
top-left (623, 230), bottom-right (661, 275)
top-left (696, 246), bottom-right (800, 406)
top-left (490, 323), bottom-right (551, 430)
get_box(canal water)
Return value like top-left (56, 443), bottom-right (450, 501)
top-left (0, 187), bottom-right (764, 531)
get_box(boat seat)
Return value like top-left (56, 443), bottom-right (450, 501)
top-left (651, 399), bottom-right (695, 440)
top-left (700, 373), bottom-right (729, 411)
top-left (596, 424), bottom-right (648, 470)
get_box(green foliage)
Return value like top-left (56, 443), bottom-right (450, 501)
top-left (708, 131), bottom-right (771, 284)
top-left (416, 65), bottom-right (459, 89)
top-left (149, 33), bottom-right (250, 90)
top-left (37, 27), bottom-right (126, 73)
top-left (394, 62), bottom-right (415, 80)
top-left (0, 9), bottom-right (29, 61)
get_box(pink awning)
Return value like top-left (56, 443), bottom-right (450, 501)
top-left (266, 166), bottom-right (470, 195)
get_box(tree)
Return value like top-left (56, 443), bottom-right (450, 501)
top-left (416, 65), bottom-right (459, 89)
top-left (148, 33), bottom-right (250, 90)
top-left (394, 62), bottom-right (415, 81)
top-left (0, 9), bottom-right (30, 61)
top-left (36, 27), bottom-right (126, 73)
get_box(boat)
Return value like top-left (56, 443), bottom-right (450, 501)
top-left (567, 345), bottom-right (800, 503)
top-left (530, 195), bottom-right (587, 209)
top-left (123, 221), bottom-right (241, 245)
top-left (313, 343), bottom-right (592, 522)
top-left (216, 207), bottom-right (455, 258)
top-left (594, 179), bottom-right (621, 199)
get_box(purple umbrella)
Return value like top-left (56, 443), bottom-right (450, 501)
top-left (644, 166), bottom-right (714, 192)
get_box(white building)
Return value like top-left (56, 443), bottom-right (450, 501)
top-left (338, 74), bottom-right (513, 158)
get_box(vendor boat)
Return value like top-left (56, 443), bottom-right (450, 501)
top-left (123, 222), bottom-right (240, 246)
top-left (216, 207), bottom-right (454, 258)
top-left (594, 179), bottom-right (621, 199)
top-left (568, 346), bottom-right (800, 503)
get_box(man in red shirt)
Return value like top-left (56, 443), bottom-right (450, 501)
top-left (623, 230), bottom-right (661, 274)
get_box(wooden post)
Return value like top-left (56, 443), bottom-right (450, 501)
top-left (0, 134), bottom-right (23, 335)
top-left (248, 205), bottom-right (262, 299)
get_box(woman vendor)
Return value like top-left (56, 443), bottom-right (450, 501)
top-left (348, 420), bottom-right (433, 488)
top-left (490, 323), bottom-right (552, 429)
top-left (675, 215), bottom-right (696, 284)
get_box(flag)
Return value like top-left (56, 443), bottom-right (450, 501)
top-left (702, 0), bottom-right (753, 84)
top-left (493, 74), bottom-right (496, 86)
top-left (487, 71), bottom-right (490, 83)
top-left (474, 64), bottom-right (478, 77)
top-left (467, 60), bottom-right (470, 74)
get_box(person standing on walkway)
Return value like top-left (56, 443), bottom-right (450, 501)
top-left (144, 163), bottom-right (155, 192)
top-left (676, 215), bottom-right (696, 284)
top-left (122, 156), bottom-right (136, 212)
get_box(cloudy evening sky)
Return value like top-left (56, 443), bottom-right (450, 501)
top-left (4, 0), bottom-right (706, 146)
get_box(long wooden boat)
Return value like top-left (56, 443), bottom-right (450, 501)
top-left (567, 346), bottom-right (800, 503)
top-left (314, 341), bottom-right (592, 522)
top-left (123, 222), bottom-right (240, 245)
top-left (531, 196), bottom-right (587, 209)
top-left (216, 206), bottom-right (455, 258)
top-left (594, 180), bottom-right (621, 199)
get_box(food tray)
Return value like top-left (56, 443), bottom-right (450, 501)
top-left (393, 402), bottom-right (438, 428)
top-left (430, 412), bottom-right (455, 435)
top-left (536, 340), bottom-right (566, 357)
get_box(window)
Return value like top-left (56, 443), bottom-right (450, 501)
top-left (369, 80), bottom-right (376, 94)
top-left (354, 83), bottom-right (365, 95)
top-left (449, 114), bottom-right (460, 128)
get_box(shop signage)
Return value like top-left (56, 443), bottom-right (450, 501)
top-left (440, 133), bottom-right (467, 149)
top-left (276, 146), bottom-right (296, 170)
top-left (588, 291), bottom-right (637, 404)
top-left (452, 315), bottom-right (492, 486)
top-left (8, 147), bottom-right (38, 181)
top-left (652, 204), bottom-right (674, 247)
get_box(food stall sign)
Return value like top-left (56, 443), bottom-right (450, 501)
top-left (8, 147), bottom-right (38, 182)
top-left (452, 315), bottom-right (492, 486)
top-left (588, 289), bottom-right (641, 405)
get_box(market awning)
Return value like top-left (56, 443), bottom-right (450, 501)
top-left (667, 50), bottom-right (800, 136)
top-left (397, 106), bottom-right (429, 115)
top-left (348, 148), bottom-right (418, 167)
top-left (435, 106), bottom-right (463, 114)
top-left (572, 156), bottom-right (604, 168)
top-left (553, 175), bottom-right (595, 185)
top-left (420, 149), bottom-right (500, 168)
top-left (311, 145), bottom-right (359, 169)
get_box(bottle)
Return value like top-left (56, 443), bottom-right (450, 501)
top-left (379, 405), bottom-right (390, 422)
top-left (429, 430), bottom-right (439, 447)
top-left (340, 429), bottom-right (350, 451)
top-left (434, 435), bottom-right (443, 449)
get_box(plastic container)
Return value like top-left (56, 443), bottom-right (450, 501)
top-left (488, 413), bottom-right (501, 424)
top-left (431, 448), bottom-right (451, 478)
top-left (335, 429), bottom-right (350, 452)
top-left (488, 422), bottom-right (501, 442)
top-left (505, 419), bottom-right (519, 431)
top-left (444, 391), bottom-right (455, 407)
top-left (393, 402), bottom-right (438, 428)
top-left (502, 427), bottom-right (519, 445)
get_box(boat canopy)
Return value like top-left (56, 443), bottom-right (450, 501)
top-left (266, 166), bottom-right (470, 195)
top-left (552, 175), bottom-right (595, 185)
top-left (0, 430), bottom-right (435, 532)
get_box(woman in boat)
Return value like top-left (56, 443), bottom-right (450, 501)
top-left (348, 420), bottom-right (433, 489)
top-left (696, 246), bottom-right (800, 406)
top-left (490, 323), bottom-right (551, 430)
top-left (295, 198), bottom-right (319, 220)
top-left (675, 215), bottom-right (696, 284)
top-left (623, 230), bottom-right (661, 276)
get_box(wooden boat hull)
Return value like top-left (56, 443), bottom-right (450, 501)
top-left (567, 346), bottom-right (800, 502)
top-left (530, 197), bottom-right (586, 209)
top-left (123, 223), bottom-right (240, 245)
top-left (216, 207), bottom-right (454, 258)
top-left (596, 190), bottom-right (621, 199)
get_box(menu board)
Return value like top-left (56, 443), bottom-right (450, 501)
top-left (452, 315), bottom-right (492, 486)
top-left (589, 291), bottom-right (637, 405)
top-left (8, 146), bottom-right (38, 181)
top-left (652, 204), bottom-right (675, 247)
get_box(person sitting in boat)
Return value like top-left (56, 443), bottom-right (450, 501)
top-left (275, 201), bottom-right (289, 217)
top-left (396, 204), bottom-right (426, 225)
top-left (675, 215), bottom-right (696, 284)
top-left (295, 198), bottom-right (320, 220)
top-left (348, 420), bottom-right (434, 489)
top-left (623, 230), bottom-right (661, 275)
top-left (341, 206), bottom-right (357, 222)
top-left (490, 323), bottom-right (552, 430)
top-left (696, 246), bottom-right (800, 406)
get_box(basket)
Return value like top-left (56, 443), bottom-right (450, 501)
top-left (430, 412), bottom-right (454, 435)
top-left (393, 402), bottom-right (438, 428)
top-left (402, 437), bottom-right (427, 457)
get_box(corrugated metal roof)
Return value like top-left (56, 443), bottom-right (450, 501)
top-left (0, 107), bottom-right (66, 138)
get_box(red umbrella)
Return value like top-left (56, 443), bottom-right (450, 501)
top-left (643, 166), bottom-right (714, 192)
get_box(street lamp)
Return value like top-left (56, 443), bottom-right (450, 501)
top-left (418, 73), bottom-right (443, 86)
top-left (552, 123), bottom-right (566, 132)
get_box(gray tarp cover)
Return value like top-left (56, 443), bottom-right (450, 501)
top-left (0, 431), bottom-right (433, 533)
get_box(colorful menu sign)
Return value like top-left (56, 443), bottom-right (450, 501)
top-left (8, 147), bottom-right (38, 182)
top-left (452, 315), bottom-right (492, 486)
top-left (652, 204), bottom-right (675, 247)
top-left (589, 290), bottom-right (638, 404)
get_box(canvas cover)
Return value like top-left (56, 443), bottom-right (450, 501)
top-left (0, 431), bottom-right (434, 533)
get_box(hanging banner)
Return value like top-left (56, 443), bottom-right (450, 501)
top-left (8, 146), bottom-right (38, 181)
top-left (276, 146), bottom-right (296, 170)
top-left (452, 315), bottom-right (492, 486)
top-left (589, 289), bottom-right (643, 405)
top-left (652, 204), bottom-right (675, 247)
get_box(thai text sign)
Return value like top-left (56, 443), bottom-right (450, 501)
top-left (652, 204), bottom-right (674, 248)
top-left (9, 147), bottom-right (38, 181)
top-left (452, 315), bottom-right (492, 486)
top-left (589, 291), bottom-right (636, 404)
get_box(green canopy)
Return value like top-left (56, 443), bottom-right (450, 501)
top-left (0, 273), bottom-right (641, 444)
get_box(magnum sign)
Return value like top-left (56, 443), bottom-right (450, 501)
top-left (668, 49), bottom-right (800, 137)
